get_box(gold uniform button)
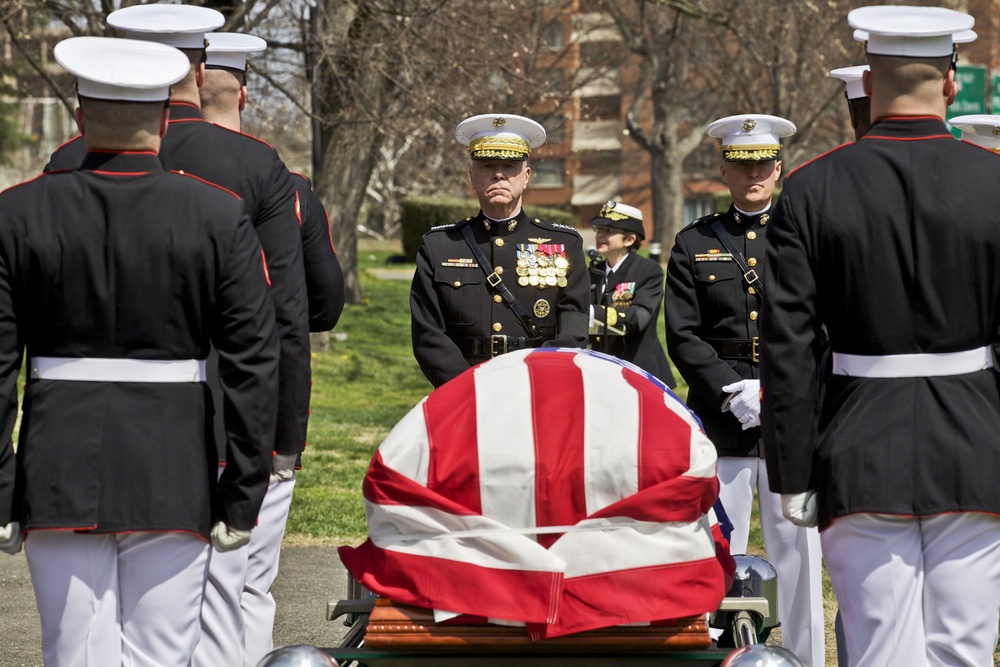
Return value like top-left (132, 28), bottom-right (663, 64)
top-left (493, 294), bottom-right (502, 303)
top-left (495, 238), bottom-right (504, 247)
top-left (748, 286), bottom-right (756, 295)
top-left (747, 257), bottom-right (758, 267)
top-left (492, 323), bottom-right (502, 332)
top-left (750, 311), bottom-right (759, 321)
top-left (708, 274), bottom-right (716, 281)
top-left (495, 266), bottom-right (504, 275)
top-left (747, 231), bottom-right (757, 240)
top-left (453, 281), bottom-right (461, 287)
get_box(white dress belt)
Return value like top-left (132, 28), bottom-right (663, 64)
top-left (30, 357), bottom-right (208, 382)
top-left (831, 347), bottom-right (993, 378)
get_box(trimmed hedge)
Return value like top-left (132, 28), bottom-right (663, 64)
top-left (400, 196), bottom-right (578, 262)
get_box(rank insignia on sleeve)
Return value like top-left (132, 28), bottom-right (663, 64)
top-left (694, 249), bottom-right (732, 262)
top-left (441, 259), bottom-right (478, 268)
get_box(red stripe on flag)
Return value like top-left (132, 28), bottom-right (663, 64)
top-left (528, 556), bottom-right (728, 639)
top-left (525, 352), bottom-right (587, 548)
top-left (338, 540), bottom-right (562, 624)
top-left (624, 367), bottom-right (696, 490)
top-left (363, 452), bottom-right (479, 516)
top-left (423, 373), bottom-right (482, 513)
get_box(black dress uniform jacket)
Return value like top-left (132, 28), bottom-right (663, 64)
top-left (589, 252), bottom-right (676, 388)
top-left (761, 116), bottom-right (1000, 528)
top-left (0, 152), bottom-right (279, 537)
top-left (48, 102), bottom-right (310, 459)
top-left (410, 210), bottom-right (590, 387)
top-left (664, 205), bottom-right (768, 456)
top-left (292, 172), bottom-right (345, 332)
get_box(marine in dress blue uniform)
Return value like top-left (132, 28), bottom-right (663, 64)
top-left (410, 114), bottom-right (589, 388)
top-left (762, 8), bottom-right (1000, 666)
top-left (664, 114), bottom-right (824, 666)
top-left (0, 37), bottom-right (278, 667)
top-left (586, 201), bottom-right (675, 388)
top-left (197, 31), bottom-right (345, 667)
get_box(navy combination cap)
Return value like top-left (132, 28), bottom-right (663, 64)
top-left (589, 201), bottom-right (645, 240)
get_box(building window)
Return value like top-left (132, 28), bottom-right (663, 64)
top-left (531, 159), bottom-right (566, 188)
top-left (540, 19), bottom-right (564, 50)
top-left (683, 197), bottom-right (715, 223)
top-left (580, 95), bottom-right (620, 121)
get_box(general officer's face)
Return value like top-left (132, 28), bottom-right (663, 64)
top-left (720, 159), bottom-right (781, 212)
top-left (469, 159), bottom-right (531, 212)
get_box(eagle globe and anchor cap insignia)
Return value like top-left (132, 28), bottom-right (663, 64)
top-left (742, 118), bottom-right (756, 132)
top-left (533, 299), bottom-right (551, 318)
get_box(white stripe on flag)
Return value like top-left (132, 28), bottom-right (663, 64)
top-left (366, 501), bottom-right (566, 573)
top-left (577, 353), bottom-right (639, 515)
top-left (550, 515), bottom-right (718, 578)
top-left (475, 357), bottom-right (538, 534)
top-left (378, 397), bottom-right (431, 485)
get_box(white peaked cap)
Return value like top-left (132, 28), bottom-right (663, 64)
top-left (206, 32), bottom-right (267, 70)
top-left (55, 36), bottom-right (189, 102)
top-left (706, 114), bottom-right (796, 162)
top-left (848, 6), bottom-right (975, 58)
top-left (107, 4), bottom-right (225, 50)
top-left (455, 114), bottom-right (546, 160)
top-left (830, 65), bottom-right (870, 100)
top-left (948, 114), bottom-right (1000, 151)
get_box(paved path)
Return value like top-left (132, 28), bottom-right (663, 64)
top-left (1, 545), bottom-right (350, 666)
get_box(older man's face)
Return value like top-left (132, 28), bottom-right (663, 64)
top-left (469, 159), bottom-right (530, 211)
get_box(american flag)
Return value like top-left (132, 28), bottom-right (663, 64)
top-left (338, 348), bottom-right (734, 639)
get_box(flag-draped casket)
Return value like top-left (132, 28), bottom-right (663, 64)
top-left (339, 348), bottom-right (734, 639)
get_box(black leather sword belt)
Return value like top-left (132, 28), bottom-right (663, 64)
top-left (707, 338), bottom-right (759, 362)
top-left (461, 335), bottom-right (546, 358)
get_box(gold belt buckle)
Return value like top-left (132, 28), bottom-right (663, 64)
top-left (490, 335), bottom-right (508, 357)
top-left (751, 337), bottom-right (760, 363)
top-left (744, 269), bottom-right (759, 285)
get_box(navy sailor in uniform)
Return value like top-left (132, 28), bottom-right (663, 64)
top-left (0, 36), bottom-right (278, 667)
top-left (663, 114), bottom-right (825, 666)
top-left (762, 6), bottom-right (1000, 665)
top-left (587, 200), bottom-right (676, 388)
top-left (410, 113), bottom-right (589, 388)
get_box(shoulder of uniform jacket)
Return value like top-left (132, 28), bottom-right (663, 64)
top-left (428, 217), bottom-right (471, 233)
top-left (685, 211), bottom-right (722, 230)
top-left (532, 218), bottom-right (581, 236)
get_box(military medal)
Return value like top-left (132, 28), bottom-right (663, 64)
top-left (518, 276), bottom-right (530, 286)
top-left (612, 282), bottom-right (636, 308)
top-left (533, 299), bottom-right (550, 318)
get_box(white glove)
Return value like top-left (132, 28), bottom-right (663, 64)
top-left (0, 521), bottom-right (22, 555)
top-left (781, 490), bottom-right (818, 527)
top-left (721, 379), bottom-right (761, 430)
top-left (210, 521), bottom-right (251, 552)
top-left (270, 452), bottom-right (298, 484)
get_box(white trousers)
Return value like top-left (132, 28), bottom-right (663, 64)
top-left (193, 469), bottom-right (296, 667)
top-left (25, 530), bottom-right (209, 667)
top-left (717, 457), bottom-right (825, 667)
top-left (823, 512), bottom-right (1000, 667)
top-left (242, 476), bottom-right (296, 667)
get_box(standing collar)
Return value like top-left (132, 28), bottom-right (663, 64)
top-left (864, 116), bottom-right (951, 140)
top-left (168, 101), bottom-right (204, 121)
top-left (80, 151), bottom-right (164, 174)
top-left (476, 209), bottom-right (531, 236)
